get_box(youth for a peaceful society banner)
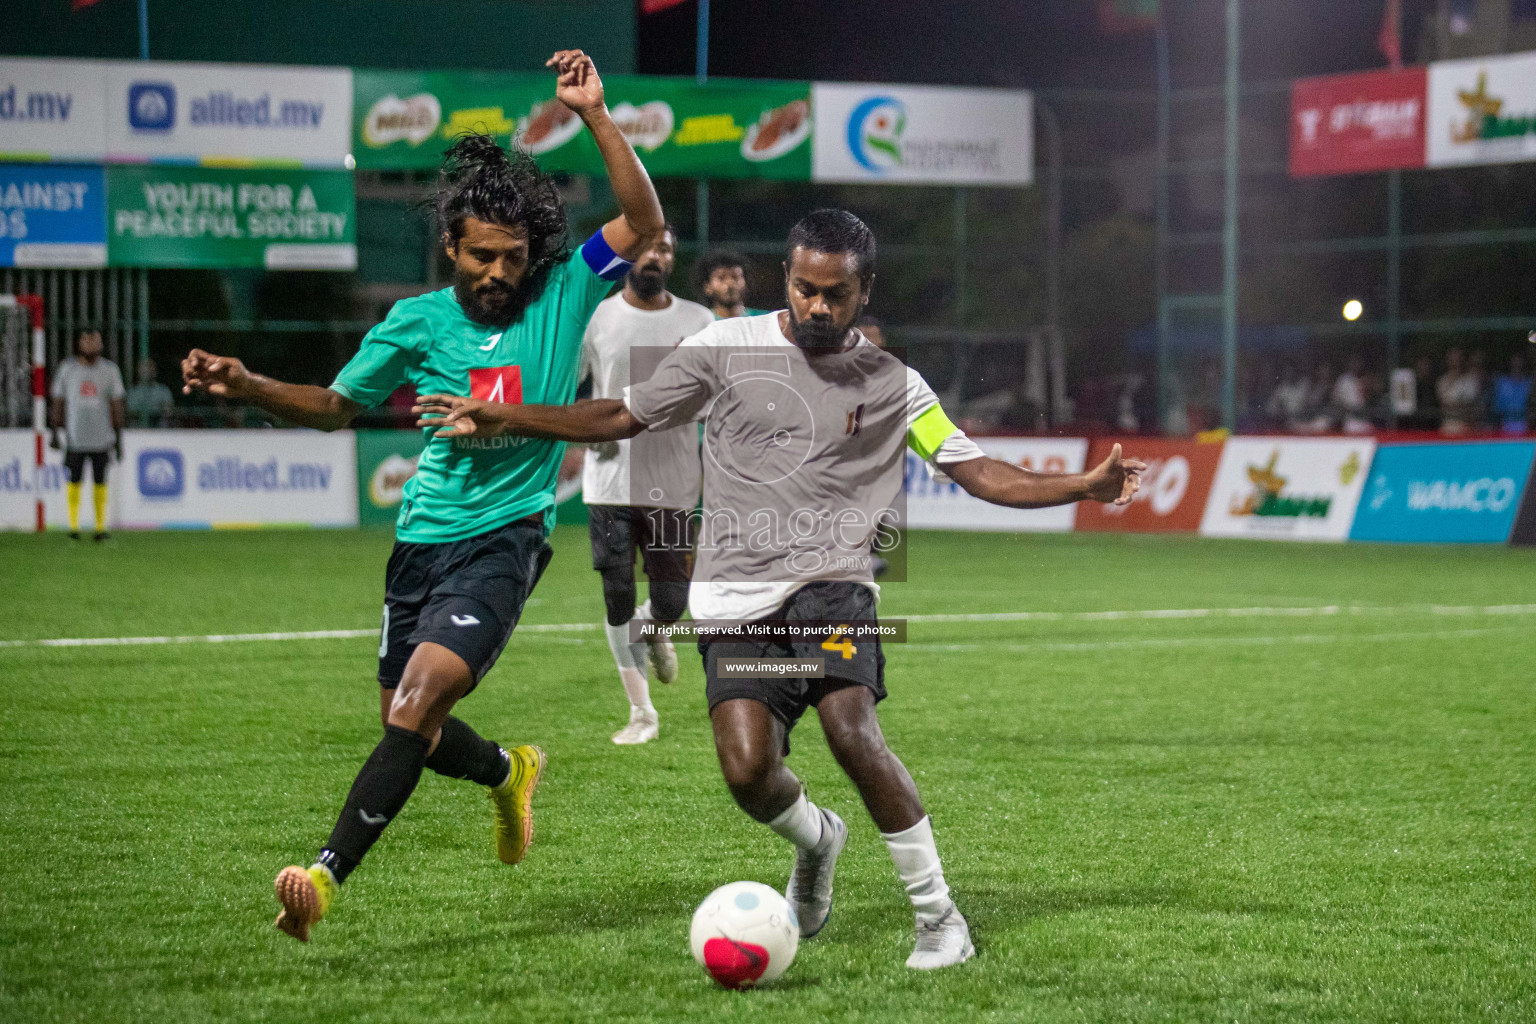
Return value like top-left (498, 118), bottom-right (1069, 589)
top-left (0, 164), bottom-right (107, 268)
top-left (906, 437), bottom-right (1085, 532)
top-left (355, 70), bottom-right (812, 180)
top-left (1200, 437), bottom-right (1376, 542)
top-left (107, 165), bottom-right (355, 269)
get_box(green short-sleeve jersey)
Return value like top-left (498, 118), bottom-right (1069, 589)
top-left (332, 235), bottom-right (625, 542)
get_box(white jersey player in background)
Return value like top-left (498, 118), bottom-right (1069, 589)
top-left (578, 225), bottom-right (714, 744)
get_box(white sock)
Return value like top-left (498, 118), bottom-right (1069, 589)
top-left (767, 791), bottom-right (825, 850)
top-left (603, 620), bottom-right (653, 714)
top-left (881, 815), bottom-right (953, 921)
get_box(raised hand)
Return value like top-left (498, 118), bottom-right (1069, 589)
top-left (1083, 443), bottom-right (1147, 505)
top-left (545, 49), bottom-right (605, 116)
top-left (413, 394), bottom-right (508, 439)
top-left (181, 349), bottom-right (251, 398)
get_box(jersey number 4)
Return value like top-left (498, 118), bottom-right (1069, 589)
top-left (821, 624), bottom-right (858, 660)
top-left (469, 366), bottom-right (523, 405)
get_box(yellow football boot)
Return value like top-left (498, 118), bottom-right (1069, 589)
top-left (489, 745), bottom-right (546, 865)
top-left (273, 864), bottom-right (337, 943)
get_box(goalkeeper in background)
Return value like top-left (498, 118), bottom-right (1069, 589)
top-left (50, 328), bottom-right (124, 541)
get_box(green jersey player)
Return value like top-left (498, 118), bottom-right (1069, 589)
top-left (181, 49), bottom-right (663, 943)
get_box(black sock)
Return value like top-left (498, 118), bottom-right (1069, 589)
top-left (319, 725), bottom-right (429, 881)
top-left (423, 716), bottom-right (509, 787)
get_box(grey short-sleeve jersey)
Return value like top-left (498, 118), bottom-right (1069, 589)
top-left (624, 312), bottom-right (973, 621)
top-left (51, 358), bottom-right (125, 452)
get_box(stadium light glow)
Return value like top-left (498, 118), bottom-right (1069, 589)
top-left (1342, 299), bottom-right (1363, 322)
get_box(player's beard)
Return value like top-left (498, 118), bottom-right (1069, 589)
top-left (627, 264), bottom-right (667, 300)
top-left (787, 305), bottom-right (854, 354)
top-left (455, 275), bottom-right (534, 328)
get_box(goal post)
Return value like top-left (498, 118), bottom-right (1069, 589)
top-left (0, 294), bottom-right (47, 532)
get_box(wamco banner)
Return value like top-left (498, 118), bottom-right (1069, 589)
top-left (355, 70), bottom-right (812, 180)
top-left (107, 165), bottom-right (355, 269)
top-left (811, 82), bottom-right (1033, 186)
top-left (906, 437), bottom-right (1084, 532)
top-left (1350, 441), bottom-right (1535, 544)
top-left (1200, 437), bottom-right (1376, 542)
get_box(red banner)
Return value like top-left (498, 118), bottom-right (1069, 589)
top-left (1290, 67), bottom-right (1427, 178)
top-left (1075, 438), bottom-right (1222, 534)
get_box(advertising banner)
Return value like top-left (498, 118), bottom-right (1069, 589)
top-left (354, 70), bottom-right (812, 180)
top-left (1350, 441), bottom-right (1535, 543)
top-left (107, 165), bottom-right (355, 269)
top-left (0, 430), bottom-right (79, 530)
top-left (0, 164), bottom-right (107, 268)
top-left (1200, 437), bottom-right (1376, 542)
top-left (1075, 437), bottom-right (1222, 533)
top-left (0, 58), bottom-right (109, 162)
top-left (104, 61), bottom-right (352, 167)
top-left (1427, 50), bottom-right (1536, 168)
top-left (117, 430), bottom-right (356, 529)
top-left (355, 429), bottom-right (425, 528)
top-left (906, 437), bottom-right (1085, 532)
top-left (1290, 67), bottom-right (1427, 177)
top-left (811, 82), bottom-right (1033, 186)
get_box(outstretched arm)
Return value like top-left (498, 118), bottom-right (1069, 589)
top-left (413, 394), bottom-right (645, 443)
top-left (547, 49), bottom-right (664, 260)
top-left (944, 443), bottom-right (1144, 509)
top-left (181, 349), bottom-right (362, 432)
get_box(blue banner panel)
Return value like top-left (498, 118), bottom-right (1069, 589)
top-left (1351, 441), bottom-right (1536, 543)
top-left (0, 164), bottom-right (107, 267)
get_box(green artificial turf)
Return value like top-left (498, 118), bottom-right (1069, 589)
top-left (1, 528), bottom-right (1533, 1023)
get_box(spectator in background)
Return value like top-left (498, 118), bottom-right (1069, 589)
top-left (126, 358), bottom-right (174, 428)
top-left (1467, 349), bottom-right (1489, 426)
top-left (1437, 347), bottom-right (1479, 435)
top-left (50, 329), bottom-right (124, 541)
top-left (1332, 355), bottom-right (1373, 434)
top-left (1265, 360), bottom-right (1311, 431)
top-left (1492, 353), bottom-right (1532, 434)
top-left (1294, 361), bottom-right (1335, 434)
top-left (693, 250), bottom-right (766, 320)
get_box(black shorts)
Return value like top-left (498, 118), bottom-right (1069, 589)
top-left (587, 504), bottom-right (694, 583)
top-left (64, 449), bottom-right (110, 485)
top-left (377, 514), bottom-right (553, 690)
top-left (700, 581), bottom-right (887, 745)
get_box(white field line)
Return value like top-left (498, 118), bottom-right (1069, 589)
top-left (1, 603), bottom-right (1534, 652)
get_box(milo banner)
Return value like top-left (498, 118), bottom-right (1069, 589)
top-left (355, 70), bottom-right (812, 180)
top-left (107, 165), bottom-right (355, 269)
top-left (355, 429), bottom-right (587, 531)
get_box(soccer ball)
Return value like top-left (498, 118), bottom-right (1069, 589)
top-left (689, 881), bottom-right (799, 989)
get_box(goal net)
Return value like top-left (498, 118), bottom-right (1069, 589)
top-left (0, 297), bottom-right (31, 428)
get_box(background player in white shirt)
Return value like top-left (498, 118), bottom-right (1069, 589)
top-left (579, 225), bottom-right (714, 744)
top-left (415, 209), bottom-right (1143, 970)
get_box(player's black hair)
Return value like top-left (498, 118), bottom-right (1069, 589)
top-left (785, 209), bottom-right (876, 286)
top-left (432, 131), bottom-right (569, 290)
top-left (692, 248), bottom-right (749, 294)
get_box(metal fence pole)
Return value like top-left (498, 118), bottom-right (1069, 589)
top-left (1221, 0), bottom-right (1241, 430)
top-left (1386, 168), bottom-right (1403, 426)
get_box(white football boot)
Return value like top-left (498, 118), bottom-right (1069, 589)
top-left (646, 635), bottom-right (679, 685)
top-left (784, 807), bottom-right (848, 937)
top-left (906, 905), bottom-right (975, 969)
top-left (611, 708), bottom-right (659, 745)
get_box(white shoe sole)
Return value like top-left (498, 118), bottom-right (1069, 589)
top-left (611, 720), bottom-right (659, 745)
top-left (907, 939), bottom-right (975, 970)
top-left (647, 640), bottom-right (678, 684)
